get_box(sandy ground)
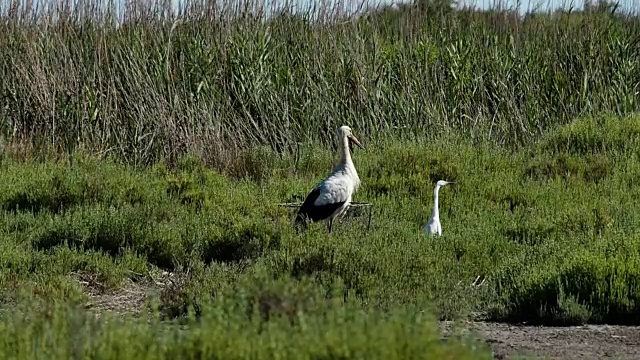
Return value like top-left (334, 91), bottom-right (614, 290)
top-left (441, 321), bottom-right (640, 359)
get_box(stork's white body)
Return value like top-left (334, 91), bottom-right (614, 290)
top-left (424, 180), bottom-right (454, 236)
top-left (295, 126), bottom-right (364, 233)
top-left (313, 162), bottom-right (360, 218)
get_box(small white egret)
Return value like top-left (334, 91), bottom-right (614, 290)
top-left (295, 125), bottom-right (365, 233)
top-left (423, 180), bottom-right (455, 236)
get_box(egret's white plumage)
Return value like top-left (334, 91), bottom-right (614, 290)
top-left (295, 125), bottom-right (364, 233)
top-left (424, 180), bottom-right (455, 236)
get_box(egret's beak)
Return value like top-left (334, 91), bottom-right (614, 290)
top-left (348, 134), bottom-right (365, 150)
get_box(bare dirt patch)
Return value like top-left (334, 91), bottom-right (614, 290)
top-left (72, 271), bottom-right (148, 316)
top-left (441, 321), bottom-right (640, 359)
top-left (72, 270), bottom-right (177, 317)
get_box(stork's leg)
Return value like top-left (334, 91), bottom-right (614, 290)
top-left (327, 218), bottom-right (333, 233)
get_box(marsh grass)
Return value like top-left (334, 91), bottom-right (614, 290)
top-left (0, 292), bottom-right (493, 359)
top-left (0, 115), bottom-right (640, 357)
top-left (2, 0), bottom-right (640, 356)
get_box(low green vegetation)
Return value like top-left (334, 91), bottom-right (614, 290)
top-left (0, 114), bottom-right (639, 357)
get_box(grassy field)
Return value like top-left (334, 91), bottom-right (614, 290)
top-left (1, 0), bottom-right (640, 358)
top-left (1, 114), bottom-right (640, 357)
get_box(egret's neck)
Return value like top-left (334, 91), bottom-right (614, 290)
top-left (432, 185), bottom-right (441, 219)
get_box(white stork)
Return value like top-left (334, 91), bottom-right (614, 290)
top-left (295, 125), bottom-right (364, 233)
top-left (423, 180), bottom-right (455, 236)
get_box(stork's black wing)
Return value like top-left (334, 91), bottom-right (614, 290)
top-left (295, 185), bottom-right (346, 225)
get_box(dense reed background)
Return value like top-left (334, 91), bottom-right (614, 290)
top-left (1, 0), bottom-right (639, 169)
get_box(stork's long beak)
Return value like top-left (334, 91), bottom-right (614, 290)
top-left (348, 134), bottom-right (365, 150)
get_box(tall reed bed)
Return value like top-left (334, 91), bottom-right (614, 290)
top-left (0, 0), bottom-right (639, 169)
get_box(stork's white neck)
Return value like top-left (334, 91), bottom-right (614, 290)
top-left (340, 135), bottom-right (353, 165)
top-left (334, 134), bottom-right (360, 190)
